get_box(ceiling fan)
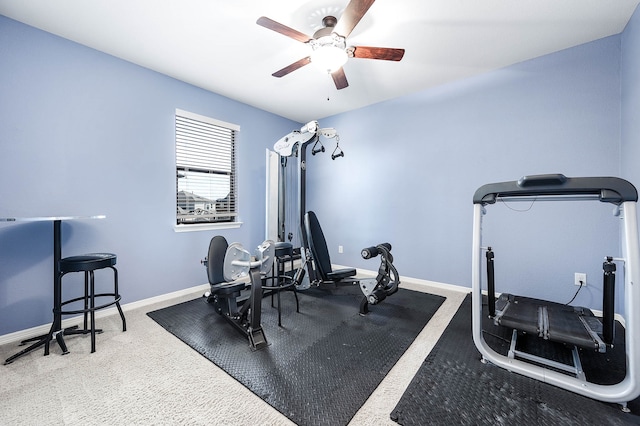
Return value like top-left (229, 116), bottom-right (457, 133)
top-left (256, 0), bottom-right (405, 90)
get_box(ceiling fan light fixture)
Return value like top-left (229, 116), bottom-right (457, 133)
top-left (311, 45), bottom-right (348, 73)
top-left (310, 34), bottom-right (347, 73)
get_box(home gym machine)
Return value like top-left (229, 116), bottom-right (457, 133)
top-left (202, 237), bottom-right (275, 350)
top-left (269, 120), bottom-right (343, 250)
top-left (269, 120), bottom-right (345, 287)
top-left (267, 121), bottom-right (400, 314)
top-left (471, 174), bottom-right (640, 409)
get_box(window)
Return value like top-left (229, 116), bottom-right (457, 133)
top-left (175, 109), bottom-right (239, 226)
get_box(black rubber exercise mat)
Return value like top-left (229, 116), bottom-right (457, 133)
top-left (147, 284), bottom-right (444, 426)
top-left (390, 294), bottom-right (640, 425)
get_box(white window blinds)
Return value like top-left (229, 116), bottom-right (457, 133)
top-left (175, 109), bottom-right (239, 224)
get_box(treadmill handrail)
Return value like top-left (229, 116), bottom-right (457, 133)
top-left (473, 174), bottom-right (638, 205)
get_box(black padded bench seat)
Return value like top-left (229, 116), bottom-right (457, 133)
top-left (494, 293), bottom-right (606, 352)
top-left (304, 211), bottom-right (357, 283)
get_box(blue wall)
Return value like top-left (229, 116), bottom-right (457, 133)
top-left (311, 34), bottom-right (627, 311)
top-left (0, 16), bottom-right (297, 335)
top-left (2, 7), bottom-right (640, 337)
top-left (623, 6), bottom-right (640, 196)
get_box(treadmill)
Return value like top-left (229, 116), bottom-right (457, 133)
top-left (471, 174), bottom-right (640, 411)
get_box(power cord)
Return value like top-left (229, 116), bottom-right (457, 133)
top-left (499, 196), bottom-right (537, 212)
top-left (564, 280), bottom-right (584, 305)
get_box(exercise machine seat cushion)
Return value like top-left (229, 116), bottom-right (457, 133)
top-left (304, 211), bottom-right (356, 282)
top-left (207, 235), bottom-right (245, 295)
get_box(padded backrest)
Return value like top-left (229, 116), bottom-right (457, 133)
top-left (304, 211), bottom-right (332, 279)
top-left (207, 235), bottom-right (229, 285)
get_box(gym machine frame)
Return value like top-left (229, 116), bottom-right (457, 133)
top-left (272, 120), bottom-right (343, 285)
top-left (471, 174), bottom-right (640, 408)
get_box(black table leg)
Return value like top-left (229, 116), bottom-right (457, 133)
top-left (45, 219), bottom-right (68, 356)
top-left (4, 220), bottom-right (67, 364)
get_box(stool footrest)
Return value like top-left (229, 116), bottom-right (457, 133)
top-left (264, 275), bottom-right (297, 291)
top-left (58, 293), bottom-right (122, 315)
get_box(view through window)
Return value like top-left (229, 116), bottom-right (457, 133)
top-left (175, 109), bottom-right (239, 224)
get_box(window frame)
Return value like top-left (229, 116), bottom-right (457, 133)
top-left (174, 109), bottom-right (242, 232)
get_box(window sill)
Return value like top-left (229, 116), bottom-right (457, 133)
top-left (174, 221), bottom-right (243, 233)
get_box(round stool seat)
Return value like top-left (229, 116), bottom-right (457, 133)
top-left (60, 253), bottom-right (117, 273)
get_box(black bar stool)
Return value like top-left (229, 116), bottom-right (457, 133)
top-left (46, 253), bottom-right (126, 354)
top-left (264, 242), bottom-right (299, 326)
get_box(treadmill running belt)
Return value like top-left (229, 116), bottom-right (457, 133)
top-left (495, 294), bottom-right (603, 351)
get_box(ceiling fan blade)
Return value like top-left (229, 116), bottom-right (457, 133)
top-left (334, 0), bottom-right (376, 38)
top-left (256, 16), bottom-right (312, 43)
top-left (272, 57), bottom-right (312, 78)
top-left (331, 68), bottom-right (349, 90)
top-left (351, 46), bottom-right (405, 61)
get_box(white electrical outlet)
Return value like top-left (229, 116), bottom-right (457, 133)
top-left (338, 245), bottom-right (344, 254)
top-left (574, 272), bottom-right (587, 286)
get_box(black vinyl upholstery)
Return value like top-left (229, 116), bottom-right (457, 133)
top-left (304, 211), bottom-right (356, 282)
top-left (207, 235), bottom-right (228, 285)
top-left (59, 253), bottom-right (117, 273)
top-left (207, 235), bottom-right (244, 295)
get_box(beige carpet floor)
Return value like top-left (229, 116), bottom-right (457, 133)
top-left (0, 281), bottom-right (466, 425)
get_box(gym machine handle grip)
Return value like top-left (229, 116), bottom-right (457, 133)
top-left (231, 255), bottom-right (271, 270)
top-left (361, 243), bottom-right (392, 259)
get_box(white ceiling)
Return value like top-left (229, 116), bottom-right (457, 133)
top-left (1, 0), bottom-right (639, 123)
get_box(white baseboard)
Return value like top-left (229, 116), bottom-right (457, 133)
top-left (0, 283), bottom-right (209, 346)
top-left (2, 266), bottom-right (626, 346)
top-left (119, 283), bottom-right (209, 313)
top-left (1, 265), bottom-right (468, 346)
top-left (397, 275), bottom-right (470, 294)
top-left (341, 264), bottom-right (470, 295)
top-left (348, 266), bottom-right (628, 325)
